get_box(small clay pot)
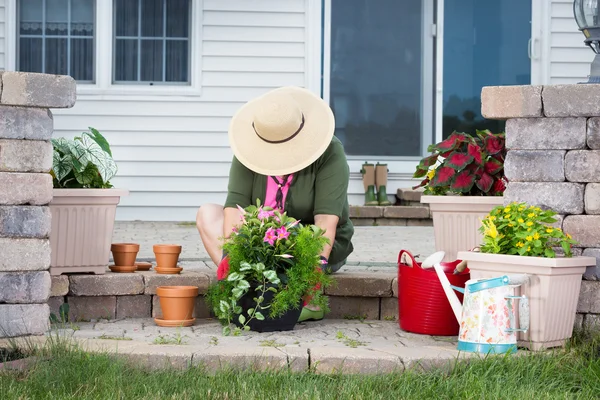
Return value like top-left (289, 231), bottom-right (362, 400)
top-left (156, 286), bottom-right (198, 321)
top-left (153, 244), bottom-right (182, 269)
top-left (111, 243), bottom-right (140, 266)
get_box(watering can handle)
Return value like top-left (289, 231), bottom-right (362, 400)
top-left (505, 295), bottom-right (529, 333)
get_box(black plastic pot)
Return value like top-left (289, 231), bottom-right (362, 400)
top-left (236, 283), bottom-right (302, 333)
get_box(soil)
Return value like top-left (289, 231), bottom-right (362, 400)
top-left (0, 348), bottom-right (26, 363)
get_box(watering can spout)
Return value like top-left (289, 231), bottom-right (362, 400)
top-left (426, 251), bottom-right (463, 324)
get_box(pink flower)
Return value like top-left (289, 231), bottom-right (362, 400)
top-left (287, 220), bottom-right (300, 229)
top-left (276, 227), bottom-right (290, 240)
top-left (276, 254), bottom-right (293, 259)
top-left (258, 209), bottom-right (274, 220)
top-left (236, 205), bottom-right (247, 223)
top-left (319, 258), bottom-right (328, 265)
top-left (264, 227), bottom-right (276, 246)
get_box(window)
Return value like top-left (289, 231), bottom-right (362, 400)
top-left (113, 0), bottom-right (191, 84)
top-left (17, 0), bottom-right (95, 82)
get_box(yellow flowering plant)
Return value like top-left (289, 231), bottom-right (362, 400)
top-left (479, 202), bottom-right (577, 258)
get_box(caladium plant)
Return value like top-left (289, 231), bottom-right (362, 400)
top-left (413, 130), bottom-right (507, 196)
top-left (51, 127), bottom-right (118, 189)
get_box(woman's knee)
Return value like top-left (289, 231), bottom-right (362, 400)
top-left (196, 203), bottom-right (223, 232)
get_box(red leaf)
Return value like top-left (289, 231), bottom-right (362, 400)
top-left (445, 152), bottom-right (474, 170)
top-left (475, 172), bottom-right (494, 193)
top-left (467, 143), bottom-right (483, 165)
top-left (434, 132), bottom-right (469, 152)
top-left (419, 154), bottom-right (439, 169)
top-left (484, 135), bottom-right (504, 155)
top-left (484, 158), bottom-right (504, 175)
top-left (430, 166), bottom-right (456, 187)
top-left (450, 170), bottom-right (475, 192)
top-left (491, 178), bottom-right (506, 195)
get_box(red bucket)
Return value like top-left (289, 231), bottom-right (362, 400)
top-left (397, 250), bottom-right (469, 336)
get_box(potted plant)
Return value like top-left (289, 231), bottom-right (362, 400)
top-left (49, 128), bottom-right (128, 275)
top-left (207, 202), bottom-right (332, 336)
top-left (457, 202), bottom-right (596, 351)
top-left (413, 130), bottom-right (507, 261)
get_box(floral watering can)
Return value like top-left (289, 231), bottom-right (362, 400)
top-left (428, 252), bottom-right (530, 354)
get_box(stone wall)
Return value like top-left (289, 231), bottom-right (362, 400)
top-left (482, 84), bottom-right (600, 330)
top-left (0, 71), bottom-right (76, 337)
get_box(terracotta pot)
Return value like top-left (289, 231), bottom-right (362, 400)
top-left (457, 251), bottom-right (596, 351)
top-left (153, 244), bottom-right (182, 268)
top-left (156, 286), bottom-right (198, 320)
top-left (420, 195), bottom-right (504, 262)
top-left (111, 243), bottom-right (140, 266)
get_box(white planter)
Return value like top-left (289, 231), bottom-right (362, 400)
top-left (457, 251), bottom-right (595, 351)
top-left (420, 195), bottom-right (504, 262)
top-left (49, 188), bottom-right (129, 275)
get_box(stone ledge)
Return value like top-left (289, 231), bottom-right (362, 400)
top-left (0, 139), bottom-right (53, 173)
top-left (325, 271), bottom-right (395, 297)
top-left (396, 188), bottom-right (423, 203)
top-left (481, 85), bottom-right (543, 119)
top-left (142, 271), bottom-right (210, 295)
top-left (0, 71), bottom-right (76, 109)
top-left (543, 84), bottom-right (600, 117)
top-left (350, 206), bottom-right (430, 220)
top-left (0, 206), bottom-right (51, 238)
top-left (0, 173), bottom-right (52, 206)
top-left (69, 274), bottom-right (145, 296)
top-left (0, 238), bottom-right (50, 272)
top-left (0, 106), bottom-right (54, 141)
top-left (0, 271), bottom-right (50, 303)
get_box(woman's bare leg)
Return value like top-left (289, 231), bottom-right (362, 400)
top-left (196, 204), bottom-right (224, 265)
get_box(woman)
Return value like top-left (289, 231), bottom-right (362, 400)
top-left (196, 86), bottom-right (354, 321)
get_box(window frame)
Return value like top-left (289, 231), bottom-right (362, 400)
top-left (6, 0), bottom-right (203, 97)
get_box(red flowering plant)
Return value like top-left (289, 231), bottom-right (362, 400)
top-left (206, 200), bottom-right (332, 336)
top-left (413, 130), bottom-right (507, 196)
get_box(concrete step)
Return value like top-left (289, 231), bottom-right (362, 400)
top-left (396, 188), bottom-right (424, 204)
top-left (349, 205), bottom-right (432, 226)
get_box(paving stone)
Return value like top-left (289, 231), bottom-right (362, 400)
top-left (392, 277), bottom-right (399, 297)
top-left (0, 206), bottom-right (50, 238)
top-left (505, 150), bottom-right (565, 182)
top-left (350, 218), bottom-right (376, 227)
top-left (406, 219), bottom-right (433, 227)
top-left (0, 106), bottom-right (53, 141)
top-left (68, 296), bottom-right (116, 322)
top-left (375, 219), bottom-right (408, 227)
top-left (505, 118), bottom-right (586, 150)
top-left (310, 347), bottom-right (402, 374)
top-left (564, 216), bottom-right (600, 248)
top-left (565, 151), bottom-right (600, 182)
top-left (326, 297), bottom-right (380, 320)
top-left (481, 85), bottom-right (543, 119)
top-left (50, 275), bottom-right (69, 297)
top-left (0, 238), bottom-right (50, 272)
top-left (0, 139), bottom-right (52, 173)
top-left (0, 71), bottom-right (76, 108)
top-left (152, 295), bottom-right (211, 319)
top-left (380, 298), bottom-right (398, 321)
top-left (583, 249), bottom-right (600, 281)
top-left (0, 173), bottom-right (52, 205)
top-left (577, 281), bottom-right (600, 313)
top-left (585, 184), bottom-right (600, 215)
top-left (143, 271), bottom-right (210, 295)
top-left (325, 272), bottom-right (395, 297)
top-left (48, 296), bottom-right (64, 317)
top-left (584, 314), bottom-right (600, 331)
top-left (543, 84), bottom-right (600, 117)
top-left (574, 313), bottom-right (584, 331)
top-left (0, 271), bottom-right (50, 303)
top-left (396, 188), bottom-right (423, 202)
top-left (120, 346), bottom-right (193, 371)
top-left (69, 274), bottom-right (144, 296)
top-left (504, 182), bottom-right (584, 215)
top-left (0, 304), bottom-right (49, 337)
top-left (384, 206), bottom-right (429, 219)
top-left (349, 206), bottom-right (384, 219)
top-left (192, 346), bottom-right (306, 373)
top-left (116, 296), bottom-right (152, 319)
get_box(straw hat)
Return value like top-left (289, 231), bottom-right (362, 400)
top-left (228, 86), bottom-right (335, 176)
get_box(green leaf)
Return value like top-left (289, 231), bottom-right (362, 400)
top-left (244, 326), bottom-right (250, 331)
top-left (227, 272), bottom-right (241, 281)
top-left (237, 279), bottom-right (250, 290)
top-left (248, 308), bottom-right (255, 316)
top-left (86, 127), bottom-right (112, 157)
top-left (222, 326), bottom-right (231, 336)
top-left (52, 151), bottom-right (73, 182)
top-left (238, 314), bottom-right (246, 325)
top-left (68, 135), bottom-right (118, 184)
top-left (74, 163), bottom-right (100, 186)
top-left (254, 312), bottom-right (265, 321)
top-left (263, 270), bottom-right (278, 282)
top-left (52, 137), bottom-right (72, 155)
top-left (219, 300), bottom-right (230, 313)
top-left (239, 262), bottom-right (252, 271)
top-left (232, 288), bottom-right (244, 299)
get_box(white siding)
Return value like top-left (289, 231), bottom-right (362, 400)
top-left (50, 0), bottom-right (309, 221)
top-left (549, 0), bottom-right (595, 84)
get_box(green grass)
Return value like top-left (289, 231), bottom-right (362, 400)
top-left (1, 333), bottom-right (600, 399)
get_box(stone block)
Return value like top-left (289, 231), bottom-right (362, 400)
top-left (0, 206), bottom-right (51, 238)
top-left (504, 182), bottom-right (584, 215)
top-left (564, 216), bottom-right (600, 248)
top-left (383, 206), bottom-right (429, 219)
top-left (380, 297), bottom-right (398, 321)
top-left (565, 151), bottom-right (600, 182)
top-left (574, 313), bottom-right (584, 331)
top-left (310, 347), bottom-right (403, 374)
top-left (583, 248), bottom-right (600, 281)
top-left (0, 271), bottom-right (50, 303)
top-left (152, 295), bottom-right (211, 319)
top-left (0, 139), bottom-right (52, 173)
top-left (0, 173), bottom-right (52, 205)
top-left (326, 297), bottom-right (380, 320)
top-left (48, 296), bottom-right (64, 317)
top-left (396, 188), bottom-right (423, 202)
top-left (0, 304), bottom-right (49, 337)
top-left (350, 218), bottom-right (376, 227)
top-left (587, 118), bottom-right (600, 149)
top-left (584, 314), bottom-right (600, 331)
top-left (324, 272), bottom-right (395, 297)
top-left (69, 274), bottom-right (144, 296)
top-left (481, 85), bottom-right (543, 119)
top-left (392, 277), bottom-right (398, 297)
top-left (375, 218), bottom-right (408, 227)
top-left (0, 106), bottom-right (53, 141)
top-left (505, 118), bottom-right (586, 150)
top-left (116, 295), bottom-right (152, 319)
top-left (67, 296), bottom-right (116, 321)
top-left (50, 275), bottom-right (69, 297)
top-left (504, 150), bottom-right (565, 182)
top-left (143, 271), bottom-right (210, 295)
top-left (585, 184), bottom-right (600, 215)
top-left (543, 84), bottom-right (600, 117)
top-left (577, 281), bottom-right (600, 313)
top-left (406, 219), bottom-right (433, 227)
top-left (349, 206), bottom-right (384, 219)
top-left (0, 71), bottom-right (76, 108)
top-left (0, 238), bottom-right (50, 272)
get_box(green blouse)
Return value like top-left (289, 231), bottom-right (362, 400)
top-left (224, 136), bottom-right (354, 265)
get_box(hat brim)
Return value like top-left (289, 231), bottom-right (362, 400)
top-left (228, 86), bottom-right (335, 176)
